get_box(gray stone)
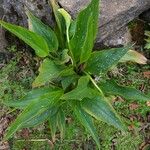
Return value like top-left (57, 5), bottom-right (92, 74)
top-left (0, 29), bottom-right (7, 52)
top-left (0, 0), bottom-right (4, 19)
top-left (139, 9), bottom-right (150, 23)
top-left (0, 0), bottom-right (7, 52)
top-left (101, 27), bottom-right (132, 47)
top-left (2, 0), bottom-right (150, 47)
top-left (3, 0), bottom-right (53, 27)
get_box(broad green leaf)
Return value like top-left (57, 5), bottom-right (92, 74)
top-left (4, 87), bottom-right (58, 109)
top-left (50, 0), bottom-right (65, 34)
top-left (49, 113), bottom-right (58, 142)
top-left (99, 80), bottom-right (150, 101)
top-left (0, 21), bottom-right (49, 57)
top-left (27, 11), bottom-right (58, 52)
top-left (74, 104), bottom-right (100, 149)
top-left (58, 67), bottom-right (75, 77)
top-left (61, 75), bottom-right (78, 90)
top-left (119, 50), bottom-right (147, 64)
top-left (50, 0), bottom-right (65, 48)
top-left (57, 108), bottom-right (65, 140)
top-left (32, 58), bottom-right (65, 87)
top-left (4, 89), bottom-right (63, 140)
top-left (88, 0), bottom-right (100, 40)
top-left (61, 76), bottom-right (99, 100)
top-left (58, 49), bottom-right (71, 64)
top-left (69, 20), bottom-right (76, 39)
top-left (22, 110), bottom-right (49, 128)
top-left (58, 8), bottom-right (71, 42)
top-left (21, 107), bottom-right (57, 128)
top-left (69, 0), bottom-right (100, 63)
top-left (81, 96), bottom-right (126, 131)
top-left (79, 15), bottom-right (93, 63)
top-left (5, 102), bottom-right (47, 140)
top-left (85, 47), bottom-right (129, 75)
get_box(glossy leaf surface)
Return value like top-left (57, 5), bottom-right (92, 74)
top-left (85, 47), bottom-right (129, 75)
top-left (21, 107), bottom-right (57, 128)
top-left (4, 87), bottom-right (58, 109)
top-left (49, 113), bottom-right (58, 142)
top-left (81, 97), bottom-right (126, 131)
top-left (58, 8), bottom-right (71, 42)
top-left (74, 104), bottom-right (100, 149)
top-left (32, 59), bottom-right (64, 87)
top-left (0, 21), bottom-right (49, 57)
top-left (57, 108), bottom-right (65, 139)
top-left (61, 76), bottom-right (98, 100)
top-left (4, 89), bottom-right (63, 140)
top-left (27, 11), bottom-right (58, 52)
top-left (61, 75), bottom-right (78, 90)
top-left (69, 0), bottom-right (100, 63)
top-left (99, 80), bottom-right (150, 101)
top-left (50, 0), bottom-right (65, 48)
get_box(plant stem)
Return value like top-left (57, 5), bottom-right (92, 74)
top-left (66, 30), bottom-right (70, 44)
top-left (84, 72), bottom-right (104, 96)
top-left (68, 44), bottom-right (76, 67)
top-left (17, 139), bottom-right (49, 142)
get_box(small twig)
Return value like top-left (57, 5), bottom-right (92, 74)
top-left (17, 139), bottom-right (49, 142)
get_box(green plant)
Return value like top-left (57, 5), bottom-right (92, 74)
top-left (145, 30), bottom-right (150, 49)
top-left (0, 0), bottom-right (149, 148)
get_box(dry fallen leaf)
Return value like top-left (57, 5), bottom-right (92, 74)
top-left (129, 102), bottom-right (139, 110)
top-left (146, 101), bottom-right (150, 107)
top-left (128, 124), bottom-right (135, 131)
top-left (120, 50), bottom-right (147, 64)
top-left (143, 71), bottom-right (150, 79)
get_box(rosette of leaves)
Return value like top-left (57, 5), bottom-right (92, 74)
top-left (0, 0), bottom-right (149, 148)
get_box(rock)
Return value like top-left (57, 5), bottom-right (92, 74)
top-left (0, 29), bottom-right (7, 52)
top-left (101, 27), bottom-right (132, 47)
top-left (3, 0), bottom-right (53, 27)
top-left (2, 0), bottom-right (150, 47)
top-left (0, 0), bottom-right (4, 19)
top-left (139, 9), bottom-right (150, 23)
top-left (0, 0), bottom-right (7, 52)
